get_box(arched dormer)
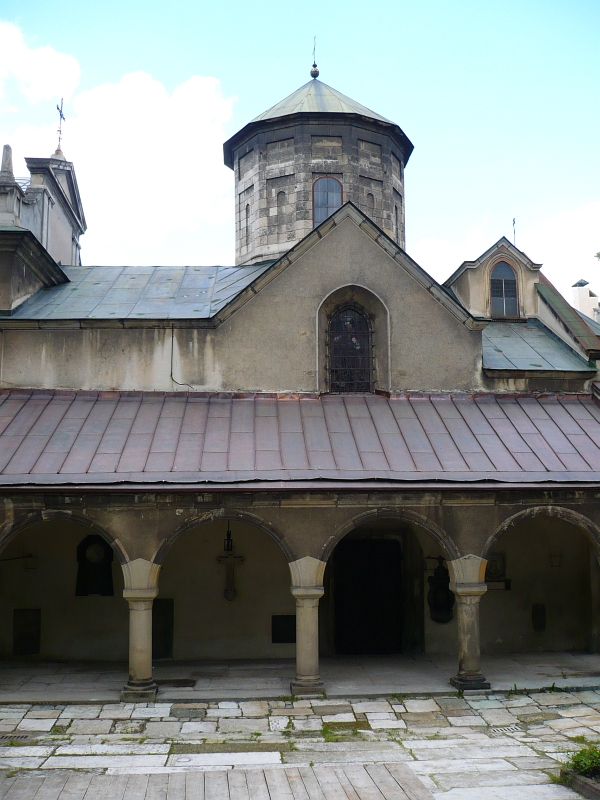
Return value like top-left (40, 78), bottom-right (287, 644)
top-left (443, 238), bottom-right (542, 319)
top-left (490, 261), bottom-right (518, 318)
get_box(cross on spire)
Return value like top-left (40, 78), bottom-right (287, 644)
top-left (310, 36), bottom-right (319, 79)
top-left (56, 98), bottom-right (65, 154)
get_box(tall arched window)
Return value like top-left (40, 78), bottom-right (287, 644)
top-left (491, 261), bottom-right (518, 317)
top-left (328, 305), bottom-right (373, 393)
top-left (277, 191), bottom-right (286, 209)
top-left (313, 176), bottom-right (342, 226)
top-left (366, 193), bottom-right (374, 215)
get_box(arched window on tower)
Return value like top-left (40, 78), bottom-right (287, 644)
top-left (366, 193), bottom-right (374, 216)
top-left (277, 191), bottom-right (286, 210)
top-left (491, 262), bottom-right (518, 317)
top-left (313, 176), bottom-right (342, 226)
top-left (245, 204), bottom-right (250, 249)
top-left (328, 304), bottom-right (373, 393)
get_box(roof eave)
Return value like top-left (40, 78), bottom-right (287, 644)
top-left (223, 111), bottom-right (414, 169)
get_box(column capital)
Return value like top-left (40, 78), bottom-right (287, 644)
top-left (448, 554), bottom-right (487, 591)
top-left (288, 556), bottom-right (326, 588)
top-left (291, 586), bottom-right (324, 601)
top-left (121, 558), bottom-right (161, 593)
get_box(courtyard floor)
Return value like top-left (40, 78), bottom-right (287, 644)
top-left (1, 651), bottom-right (600, 703)
top-left (0, 654), bottom-right (597, 797)
top-left (0, 689), bottom-right (593, 798)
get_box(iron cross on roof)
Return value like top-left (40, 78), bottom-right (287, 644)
top-left (217, 523), bottom-right (244, 601)
top-left (56, 98), bottom-right (65, 152)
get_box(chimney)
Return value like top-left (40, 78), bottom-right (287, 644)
top-left (0, 145), bottom-right (15, 184)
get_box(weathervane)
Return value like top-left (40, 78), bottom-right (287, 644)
top-left (310, 37), bottom-right (319, 79)
top-left (56, 98), bottom-right (65, 153)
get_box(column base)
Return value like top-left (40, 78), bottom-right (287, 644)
top-left (121, 679), bottom-right (158, 702)
top-left (290, 680), bottom-right (325, 699)
top-left (450, 674), bottom-right (490, 692)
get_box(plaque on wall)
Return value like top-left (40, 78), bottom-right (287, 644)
top-left (76, 535), bottom-right (114, 596)
top-left (427, 557), bottom-right (454, 624)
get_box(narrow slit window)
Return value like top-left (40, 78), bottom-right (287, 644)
top-left (328, 305), bottom-right (373, 393)
top-left (491, 262), bottom-right (518, 317)
top-left (245, 204), bottom-right (250, 249)
top-left (313, 176), bottom-right (342, 226)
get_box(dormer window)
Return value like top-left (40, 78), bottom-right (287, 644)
top-left (491, 262), bottom-right (518, 317)
top-left (313, 176), bottom-right (342, 226)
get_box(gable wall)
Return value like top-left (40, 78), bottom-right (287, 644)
top-left (0, 218), bottom-right (484, 393)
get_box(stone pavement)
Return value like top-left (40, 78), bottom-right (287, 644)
top-left (0, 690), bottom-right (597, 798)
top-left (2, 651), bottom-right (600, 702)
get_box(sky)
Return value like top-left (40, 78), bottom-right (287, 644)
top-left (0, 0), bottom-right (598, 300)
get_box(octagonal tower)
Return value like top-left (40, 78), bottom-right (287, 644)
top-left (224, 68), bottom-right (414, 265)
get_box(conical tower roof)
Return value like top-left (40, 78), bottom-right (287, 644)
top-left (224, 75), bottom-right (412, 169)
top-left (250, 79), bottom-right (394, 125)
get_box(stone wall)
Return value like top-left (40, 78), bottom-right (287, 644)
top-left (232, 117), bottom-right (406, 264)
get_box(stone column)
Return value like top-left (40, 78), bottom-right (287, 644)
top-left (120, 558), bottom-right (161, 702)
top-left (289, 556), bottom-right (326, 697)
top-left (448, 555), bottom-right (490, 691)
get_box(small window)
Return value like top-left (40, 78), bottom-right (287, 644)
top-left (313, 176), bottom-right (342, 226)
top-left (491, 262), bottom-right (518, 317)
top-left (394, 205), bottom-right (399, 240)
top-left (277, 191), bottom-right (286, 209)
top-left (366, 193), bottom-right (374, 214)
top-left (245, 204), bottom-right (250, 249)
top-left (328, 304), bottom-right (373, 393)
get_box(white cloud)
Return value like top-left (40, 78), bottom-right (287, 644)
top-left (518, 201), bottom-right (600, 300)
top-left (0, 22), bottom-right (80, 103)
top-left (0, 24), bottom-right (236, 265)
top-left (410, 203), bottom-right (600, 302)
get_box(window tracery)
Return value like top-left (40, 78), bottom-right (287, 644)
top-left (328, 304), bottom-right (373, 393)
top-left (313, 176), bottom-right (342, 226)
top-left (491, 261), bottom-right (518, 317)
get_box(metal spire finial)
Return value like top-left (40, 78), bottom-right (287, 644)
top-left (310, 36), bottom-right (319, 79)
top-left (55, 98), bottom-right (65, 156)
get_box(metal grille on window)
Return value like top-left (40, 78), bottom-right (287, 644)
top-left (313, 177), bottom-right (342, 226)
top-left (328, 305), bottom-right (373, 393)
top-left (490, 261), bottom-right (518, 317)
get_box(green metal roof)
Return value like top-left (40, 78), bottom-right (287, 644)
top-left (537, 280), bottom-right (600, 358)
top-left (250, 79), bottom-right (394, 125)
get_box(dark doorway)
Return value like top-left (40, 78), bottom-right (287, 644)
top-left (333, 539), bottom-right (403, 654)
top-left (153, 599), bottom-right (174, 660)
top-left (13, 609), bottom-right (41, 656)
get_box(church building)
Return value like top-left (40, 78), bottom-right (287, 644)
top-left (0, 66), bottom-right (599, 700)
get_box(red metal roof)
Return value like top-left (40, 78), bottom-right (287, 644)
top-left (1, 391), bottom-right (600, 487)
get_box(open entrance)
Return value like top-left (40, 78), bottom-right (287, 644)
top-left (481, 513), bottom-right (598, 654)
top-left (321, 521), bottom-right (425, 656)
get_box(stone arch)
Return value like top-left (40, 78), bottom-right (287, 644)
top-left (482, 505), bottom-right (600, 558)
top-left (153, 508), bottom-right (294, 566)
top-left (317, 284), bottom-right (391, 393)
top-left (320, 507), bottom-right (460, 563)
top-left (0, 509), bottom-right (129, 565)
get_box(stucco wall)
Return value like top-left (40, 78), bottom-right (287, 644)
top-left (480, 518), bottom-right (594, 654)
top-left (159, 520), bottom-right (295, 659)
top-left (0, 521), bottom-right (128, 660)
top-left (0, 216), bottom-right (484, 393)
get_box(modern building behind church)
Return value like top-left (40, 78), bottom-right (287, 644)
top-left (0, 66), bottom-right (599, 699)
